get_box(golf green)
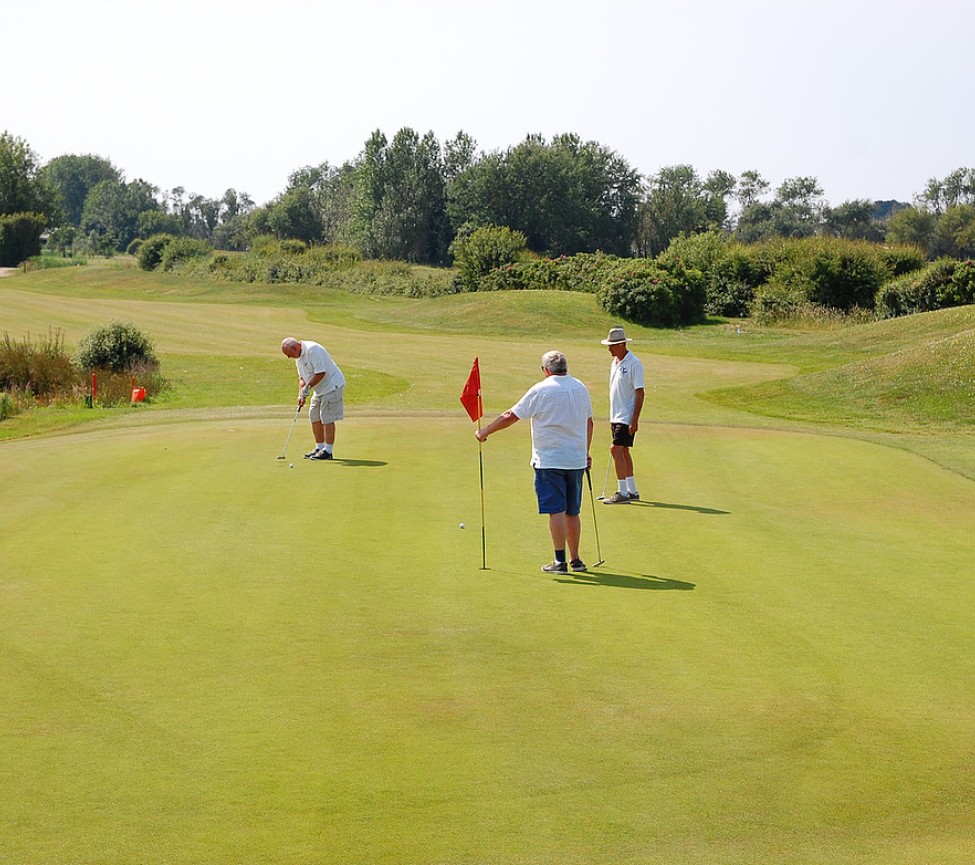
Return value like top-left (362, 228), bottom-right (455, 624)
top-left (3, 411), bottom-right (974, 863)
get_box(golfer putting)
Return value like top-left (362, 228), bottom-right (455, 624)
top-left (280, 337), bottom-right (346, 460)
top-left (475, 350), bottom-right (594, 575)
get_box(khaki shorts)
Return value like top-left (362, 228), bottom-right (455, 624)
top-left (309, 386), bottom-right (345, 424)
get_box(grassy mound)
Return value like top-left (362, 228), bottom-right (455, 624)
top-left (705, 307), bottom-right (975, 432)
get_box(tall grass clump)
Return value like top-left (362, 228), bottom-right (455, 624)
top-left (0, 329), bottom-right (79, 399)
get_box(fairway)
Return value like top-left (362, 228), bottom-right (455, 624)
top-left (2, 272), bottom-right (975, 863)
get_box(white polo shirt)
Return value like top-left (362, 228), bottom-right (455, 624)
top-left (296, 341), bottom-right (346, 395)
top-left (609, 350), bottom-right (645, 424)
top-left (511, 374), bottom-right (592, 470)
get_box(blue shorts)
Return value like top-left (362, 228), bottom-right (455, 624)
top-left (534, 468), bottom-right (585, 516)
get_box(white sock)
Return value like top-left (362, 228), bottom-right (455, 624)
top-left (323, 443), bottom-right (333, 454)
top-left (618, 480), bottom-right (628, 495)
top-left (626, 477), bottom-right (637, 495)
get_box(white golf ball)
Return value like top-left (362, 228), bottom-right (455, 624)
top-left (289, 463), bottom-right (294, 468)
top-left (459, 522), bottom-right (465, 529)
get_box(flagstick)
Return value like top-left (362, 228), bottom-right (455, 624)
top-left (476, 398), bottom-right (487, 570)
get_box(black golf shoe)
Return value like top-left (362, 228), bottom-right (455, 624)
top-left (310, 450), bottom-right (333, 460)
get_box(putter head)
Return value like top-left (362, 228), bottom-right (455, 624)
top-left (592, 559), bottom-right (606, 567)
top-left (276, 455), bottom-right (286, 460)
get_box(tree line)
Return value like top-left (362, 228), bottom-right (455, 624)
top-left (2, 128), bottom-right (974, 268)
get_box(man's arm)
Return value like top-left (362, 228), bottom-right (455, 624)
top-left (474, 410), bottom-right (519, 442)
top-left (586, 416), bottom-right (593, 468)
top-left (629, 388), bottom-right (645, 435)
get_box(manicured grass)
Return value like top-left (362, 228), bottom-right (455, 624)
top-left (2, 264), bottom-right (975, 863)
top-left (2, 419), bottom-right (974, 863)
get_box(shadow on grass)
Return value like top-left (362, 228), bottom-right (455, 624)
top-left (554, 571), bottom-right (696, 591)
top-left (333, 458), bottom-right (387, 467)
top-left (630, 500), bottom-right (729, 515)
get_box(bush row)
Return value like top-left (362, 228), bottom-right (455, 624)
top-left (876, 258), bottom-right (975, 318)
top-left (460, 232), bottom-right (945, 325)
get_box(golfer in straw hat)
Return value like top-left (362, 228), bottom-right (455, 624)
top-left (600, 326), bottom-right (645, 504)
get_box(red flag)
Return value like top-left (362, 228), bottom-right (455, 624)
top-left (460, 357), bottom-right (483, 423)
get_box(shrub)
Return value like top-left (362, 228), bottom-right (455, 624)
top-left (478, 252), bottom-right (623, 294)
top-left (126, 238), bottom-right (144, 256)
top-left (279, 239), bottom-right (307, 255)
top-left (598, 258), bottom-right (706, 327)
top-left (733, 237), bottom-right (897, 313)
top-left (661, 231), bottom-right (759, 317)
top-left (449, 225), bottom-right (528, 292)
top-left (0, 212), bottom-right (46, 267)
top-left (137, 233), bottom-right (177, 271)
top-left (874, 259), bottom-right (957, 319)
top-left (878, 245), bottom-right (927, 278)
top-left (160, 237), bottom-right (212, 271)
top-left (76, 321), bottom-right (159, 373)
top-left (945, 258), bottom-right (975, 306)
top-left (804, 239), bottom-right (889, 310)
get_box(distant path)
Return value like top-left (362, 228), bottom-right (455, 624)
top-left (0, 267), bottom-right (18, 278)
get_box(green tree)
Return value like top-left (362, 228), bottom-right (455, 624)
top-left (81, 178), bottom-right (161, 251)
top-left (822, 199), bottom-right (885, 242)
top-left (917, 167), bottom-right (975, 214)
top-left (40, 154), bottom-right (119, 227)
top-left (351, 128), bottom-right (451, 263)
top-left (934, 204), bottom-right (975, 259)
top-left (267, 185), bottom-right (324, 244)
top-left (0, 131), bottom-right (59, 220)
top-left (635, 165), bottom-right (733, 257)
top-left (737, 176), bottom-right (824, 241)
top-left (734, 169), bottom-right (769, 211)
top-left (447, 133), bottom-right (640, 257)
top-left (886, 206), bottom-right (938, 255)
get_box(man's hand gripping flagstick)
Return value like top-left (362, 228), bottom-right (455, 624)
top-left (460, 357), bottom-right (488, 569)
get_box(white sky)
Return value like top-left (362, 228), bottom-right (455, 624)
top-left (3, 0), bottom-right (973, 207)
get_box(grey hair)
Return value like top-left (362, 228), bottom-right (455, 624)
top-left (541, 350), bottom-right (568, 374)
top-left (281, 337), bottom-right (300, 352)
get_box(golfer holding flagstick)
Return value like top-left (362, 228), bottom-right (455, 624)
top-left (475, 350), bottom-right (593, 575)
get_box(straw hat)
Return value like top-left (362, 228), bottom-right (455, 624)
top-left (600, 326), bottom-right (632, 345)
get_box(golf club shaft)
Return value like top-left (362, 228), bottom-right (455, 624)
top-left (278, 404), bottom-right (301, 458)
top-left (599, 451), bottom-right (612, 499)
top-left (585, 467), bottom-right (604, 565)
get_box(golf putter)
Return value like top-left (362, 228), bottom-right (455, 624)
top-left (277, 403), bottom-right (302, 460)
top-left (585, 468), bottom-right (605, 567)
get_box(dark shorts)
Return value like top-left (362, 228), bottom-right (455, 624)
top-left (610, 422), bottom-right (635, 448)
top-left (534, 468), bottom-right (585, 516)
